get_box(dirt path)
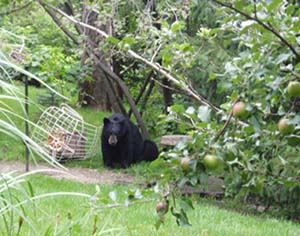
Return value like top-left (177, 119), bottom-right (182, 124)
top-left (0, 160), bottom-right (224, 195)
top-left (0, 160), bottom-right (136, 185)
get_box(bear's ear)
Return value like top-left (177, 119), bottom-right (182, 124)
top-left (103, 117), bottom-right (110, 125)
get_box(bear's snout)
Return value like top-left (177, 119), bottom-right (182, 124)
top-left (108, 134), bottom-right (118, 146)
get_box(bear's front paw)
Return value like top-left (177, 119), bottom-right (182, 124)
top-left (121, 162), bottom-right (130, 169)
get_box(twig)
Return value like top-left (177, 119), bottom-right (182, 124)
top-left (0, 1), bottom-right (33, 16)
top-left (253, 0), bottom-right (257, 18)
top-left (151, 43), bottom-right (164, 63)
top-left (213, 100), bottom-right (237, 142)
top-left (150, 77), bottom-right (183, 94)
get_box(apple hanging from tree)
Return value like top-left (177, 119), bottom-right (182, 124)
top-left (156, 201), bottom-right (169, 215)
top-left (180, 157), bottom-right (193, 171)
top-left (203, 154), bottom-right (220, 171)
top-left (233, 101), bottom-right (248, 118)
top-left (278, 118), bottom-right (295, 135)
top-left (287, 81), bottom-right (300, 98)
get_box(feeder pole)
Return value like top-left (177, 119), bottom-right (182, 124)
top-left (25, 76), bottom-right (30, 172)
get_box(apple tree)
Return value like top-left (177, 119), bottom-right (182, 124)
top-left (152, 0), bottom-right (300, 221)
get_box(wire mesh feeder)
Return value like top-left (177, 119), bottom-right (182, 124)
top-left (31, 104), bottom-right (100, 161)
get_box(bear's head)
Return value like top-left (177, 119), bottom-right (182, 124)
top-left (103, 113), bottom-right (128, 146)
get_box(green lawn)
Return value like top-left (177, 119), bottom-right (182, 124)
top-left (2, 175), bottom-right (299, 236)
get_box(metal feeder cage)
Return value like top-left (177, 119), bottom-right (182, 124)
top-left (31, 104), bottom-right (100, 161)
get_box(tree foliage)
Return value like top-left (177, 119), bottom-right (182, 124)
top-left (154, 0), bottom-right (300, 221)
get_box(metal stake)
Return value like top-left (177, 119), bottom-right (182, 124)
top-left (25, 77), bottom-right (30, 172)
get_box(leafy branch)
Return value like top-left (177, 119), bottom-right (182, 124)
top-left (212, 0), bottom-right (300, 61)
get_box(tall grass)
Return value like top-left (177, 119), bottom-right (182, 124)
top-left (0, 31), bottom-right (95, 235)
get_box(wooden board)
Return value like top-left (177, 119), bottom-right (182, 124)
top-left (160, 135), bottom-right (193, 146)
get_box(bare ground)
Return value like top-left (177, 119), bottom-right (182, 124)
top-left (0, 160), bottom-right (224, 195)
top-left (0, 160), bottom-right (136, 185)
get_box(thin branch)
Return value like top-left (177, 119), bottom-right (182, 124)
top-left (212, 0), bottom-right (300, 61)
top-left (128, 71), bottom-right (153, 118)
top-left (140, 80), bottom-right (155, 116)
top-left (150, 77), bottom-right (183, 94)
top-left (0, 1), bottom-right (33, 16)
top-left (151, 43), bottom-right (164, 63)
top-left (253, 0), bottom-right (257, 18)
top-left (213, 100), bottom-right (239, 142)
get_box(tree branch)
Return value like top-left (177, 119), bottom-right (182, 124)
top-left (128, 71), bottom-right (153, 118)
top-left (212, 0), bottom-right (300, 61)
top-left (38, 1), bottom-right (80, 45)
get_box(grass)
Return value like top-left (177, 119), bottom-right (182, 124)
top-left (2, 175), bottom-right (300, 236)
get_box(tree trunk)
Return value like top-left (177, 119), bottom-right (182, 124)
top-left (162, 77), bottom-right (173, 112)
top-left (78, 6), bottom-right (119, 111)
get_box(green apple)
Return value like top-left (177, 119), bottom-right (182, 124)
top-left (278, 118), bottom-right (295, 135)
top-left (203, 154), bottom-right (220, 171)
top-left (287, 81), bottom-right (300, 98)
top-left (180, 157), bottom-right (192, 171)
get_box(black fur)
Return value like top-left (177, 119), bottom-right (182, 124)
top-left (101, 113), bottom-right (158, 168)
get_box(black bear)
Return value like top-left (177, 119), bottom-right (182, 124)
top-left (101, 113), bottom-right (158, 168)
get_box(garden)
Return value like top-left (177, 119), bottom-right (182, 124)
top-left (1, 0), bottom-right (300, 235)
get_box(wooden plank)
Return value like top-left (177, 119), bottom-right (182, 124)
top-left (160, 135), bottom-right (193, 146)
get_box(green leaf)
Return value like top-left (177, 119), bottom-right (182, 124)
top-left (155, 218), bottom-right (164, 230)
top-left (234, 0), bottom-right (244, 10)
top-left (171, 104), bottom-right (185, 114)
top-left (170, 207), bottom-right (191, 226)
top-left (286, 135), bottom-right (300, 146)
top-left (122, 36), bottom-right (135, 44)
top-left (197, 106), bottom-right (211, 122)
top-left (186, 106), bottom-right (195, 114)
top-left (106, 36), bottom-right (120, 45)
top-left (274, 53), bottom-right (291, 65)
top-left (171, 21), bottom-right (184, 32)
top-left (287, 115), bottom-right (300, 125)
top-left (267, 0), bottom-right (282, 11)
top-left (180, 197), bottom-right (194, 211)
top-left (249, 116), bottom-right (261, 132)
top-left (208, 73), bottom-right (217, 81)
